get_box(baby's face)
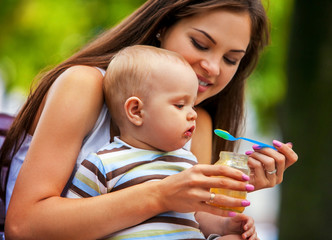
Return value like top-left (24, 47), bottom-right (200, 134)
top-left (140, 61), bottom-right (198, 152)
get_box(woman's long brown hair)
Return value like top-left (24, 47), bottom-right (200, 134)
top-left (0, 0), bottom-right (269, 201)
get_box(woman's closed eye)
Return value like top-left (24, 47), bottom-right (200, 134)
top-left (190, 37), bottom-right (208, 51)
top-left (223, 57), bottom-right (237, 65)
top-left (191, 37), bottom-right (240, 65)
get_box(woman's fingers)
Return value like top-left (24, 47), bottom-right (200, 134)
top-left (186, 164), bottom-right (252, 191)
top-left (273, 140), bottom-right (298, 169)
top-left (198, 201), bottom-right (247, 218)
top-left (193, 164), bottom-right (250, 181)
top-left (247, 153), bottom-right (276, 189)
top-left (249, 151), bottom-right (282, 183)
top-left (158, 164), bottom-right (253, 214)
top-left (206, 191), bottom-right (250, 208)
top-left (246, 140), bottom-right (298, 189)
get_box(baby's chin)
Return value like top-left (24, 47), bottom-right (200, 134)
top-left (156, 140), bottom-right (190, 152)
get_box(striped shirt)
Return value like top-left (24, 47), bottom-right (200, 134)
top-left (66, 137), bottom-right (205, 240)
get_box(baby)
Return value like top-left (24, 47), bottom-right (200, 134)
top-left (67, 45), bottom-right (256, 240)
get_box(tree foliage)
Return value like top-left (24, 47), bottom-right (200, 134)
top-left (278, 0), bottom-right (332, 238)
top-left (0, 0), bottom-right (144, 94)
top-left (248, 0), bottom-right (294, 133)
top-left (2, 1), bottom-right (330, 238)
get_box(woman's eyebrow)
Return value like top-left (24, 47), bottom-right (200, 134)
top-left (230, 49), bottom-right (246, 53)
top-left (192, 28), bottom-right (216, 44)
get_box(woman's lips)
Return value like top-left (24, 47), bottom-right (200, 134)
top-left (197, 75), bottom-right (211, 93)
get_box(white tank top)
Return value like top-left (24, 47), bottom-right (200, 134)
top-left (5, 67), bottom-right (111, 211)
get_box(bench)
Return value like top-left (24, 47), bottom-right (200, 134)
top-left (0, 113), bottom-right (15, 232)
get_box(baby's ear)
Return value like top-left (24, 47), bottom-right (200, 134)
top-left (124, 96), bottom-right (144, 126)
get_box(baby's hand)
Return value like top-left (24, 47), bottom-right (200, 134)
top-left (225, 213), bottom-right (259, 240)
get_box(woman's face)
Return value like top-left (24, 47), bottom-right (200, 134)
top-left (160, 9), bottom-right (251, 105)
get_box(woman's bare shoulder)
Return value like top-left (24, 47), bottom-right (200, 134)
top-left (65, 65), bottom-right (104, 75)
top-left (30, 66), bottom-right (105, 135)
top-left (59, 65), bottom-right (105, 86)
top-left (43, 65), bottom-right (105, 134)
top-left (49, 65), bottom-right (105, 103)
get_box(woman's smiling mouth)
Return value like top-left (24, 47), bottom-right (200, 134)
top-left (198, 79), bottom-right (208, 86)
top-left (197, 75), bottom-right (211, 92)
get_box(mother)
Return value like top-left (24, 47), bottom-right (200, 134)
top-left (1, 0), bottom-right (297, 239)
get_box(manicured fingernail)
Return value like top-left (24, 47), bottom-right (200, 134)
top-left (245, 150), bottom-right (254, 155)
top-left (252, 144), bottom-right (262, 150)
top-left (228, 211), bottom-right (237, 217)
top-left (241, 200), bottom-right (250, 207)
top-left (273, 140), bottom-right (282, 147)
top-left (242, 174), bottom-right (250, 181)
top-left (246, 184), bottom-right (255, 191)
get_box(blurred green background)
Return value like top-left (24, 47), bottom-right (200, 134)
top-left (0, 0), bottom-right (331, 239)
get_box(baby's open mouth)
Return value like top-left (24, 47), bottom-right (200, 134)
top-left (184, 126), bottom-right (195, 137)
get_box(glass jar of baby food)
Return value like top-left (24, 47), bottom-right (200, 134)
top-left (210, 151), bottom-right (250, 213)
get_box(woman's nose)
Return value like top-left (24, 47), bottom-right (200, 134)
top-left (200, 57), bottom-right (220, 76)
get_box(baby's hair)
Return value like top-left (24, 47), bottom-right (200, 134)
top-left (103, 45), bottom-right (190, 127)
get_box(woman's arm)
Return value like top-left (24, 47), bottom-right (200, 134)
top-left (5, 66), bottom-right (164, 239)
top-left (5, 68), bottom-right (254, 239)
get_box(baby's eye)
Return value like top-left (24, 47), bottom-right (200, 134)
top-left (174, 104), bottom-right (184, 109)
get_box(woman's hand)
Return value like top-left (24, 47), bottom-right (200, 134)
top-left (156, 164), bottom-right (254, 217)
top-left (246, 140), bottom-right (298, 190)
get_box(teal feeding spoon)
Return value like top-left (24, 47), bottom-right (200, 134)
top-left (214, 129), bottom-right (277, 150)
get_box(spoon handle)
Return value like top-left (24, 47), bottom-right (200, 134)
top-left (239, 137), bottom-right (277, 150)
